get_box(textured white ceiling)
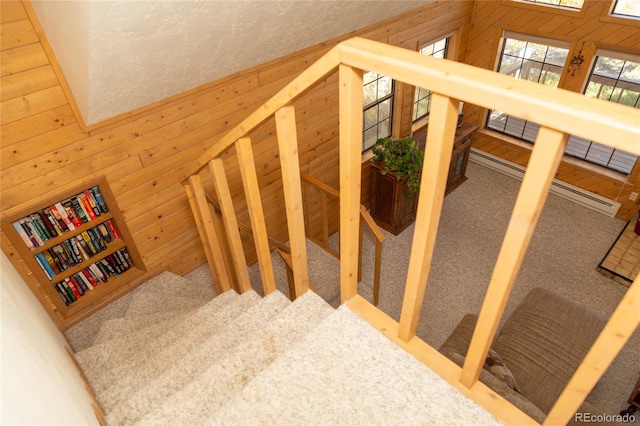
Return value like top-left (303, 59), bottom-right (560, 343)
top-left (31, 1), bottom-right (433, 126)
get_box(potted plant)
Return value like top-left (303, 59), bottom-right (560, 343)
top-left (369, 136), bottom-right (424, 235)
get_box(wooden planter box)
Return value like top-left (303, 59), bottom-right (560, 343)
top-left (369, 161), bottom-right (418, 236)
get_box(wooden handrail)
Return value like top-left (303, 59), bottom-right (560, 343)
top-left (183, 36), bottom-right (640, 426)
top-left (300, 171), bottom-right (386, 305)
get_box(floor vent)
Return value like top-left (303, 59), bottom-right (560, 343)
top-left (469, 148), bottom-right (621, 218)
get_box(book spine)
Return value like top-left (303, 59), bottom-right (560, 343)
top-left (81, 231), bottom-right (97, 255)
top-left (49, 204), bottom-right (70, 232)
top-left (97, 223), bottom-right (113, 243)
top-left (90, 186), bottom-right (109, 213)
top-left (13, 222), bottom-right (34, 248)
top-left (74, 272), bottom-right (93, 290)
top-left (70, 196), bottom-right (89, 224)
top-left (106, 220), bottom-right (120, 239)
top-left (74, 235), bottom-right (91, 260)
top-left (34, 253), bottom-right (55, 280)
top-left (79, 195), bottom-right (97, 221)
top-left (54, 202), bottom-right (75, 230)
top-left (45, 209), bottom-right (64, 235)
top-left (81, 269), bottom-right (98, 288)
top-left (84, 190), bottom-right (101, 217)
top-left (29, 214), bottom-right (50, 242)
top-left (75, 272), bottom-right (93, 291)
top-left (61, 280), bottom-right (76, 303)
top-left (42, 250), bottom-right (60, 275)
top-left (54, 282), bottom-right (72, 306)
top-left (66, 277), bottom-right (82, 299)
top-left (69, 275), bottom-right (87, 294)
top-left (47, 248), bottom-right (65, 272)
top-left (89, 263), bottom-right (107, 284)
top-left (62, 200), bottom-right (83, 228)
top-left (37, 210), bottom-right (57, 238)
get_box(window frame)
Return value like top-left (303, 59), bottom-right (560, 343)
top-left (610, 0), bottom-right (640, 19)
top-left (563, 49), bottom-right (640, 175)
top-left (412, 37), bottom-right (450, 122)
top-left (362, 71), bottom-right (395, 152)
top-left (517, 0), bottom-right (584, 11)
top-left (486, 31), bottom-right (570, 142)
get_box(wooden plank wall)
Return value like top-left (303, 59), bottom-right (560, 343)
top-left (0, 0), bottom-right (473, 324)
top-left (463, 0), bottom-right (640, 220)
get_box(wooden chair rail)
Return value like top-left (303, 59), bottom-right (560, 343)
top-left (183, 37), bottom-right (640, 425)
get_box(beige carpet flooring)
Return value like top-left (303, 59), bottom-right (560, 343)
top-left (246, 160), bottom-right (639, 420)
top-left (65, 161), bottom-right (639, 422)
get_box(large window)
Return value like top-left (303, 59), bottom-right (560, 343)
top-left (487, 33), bottom-right (569, 141)
top-left (362, 71), bottom-right (394, 151)
top-left (519, 0), bottom-right (584, 9)
top-left (564, 51), bottom-right (640, 174)
top-left (611, 0), bottom-right (640, 18)
top-left (413, 37), bottom-right (449, 121)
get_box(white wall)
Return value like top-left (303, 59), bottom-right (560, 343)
top-left (30, 0), bottom-right (90, 125)
top-left (31, 0), bottom-right (433, 126)
top-left (0, 251), bottom-right (98, 425)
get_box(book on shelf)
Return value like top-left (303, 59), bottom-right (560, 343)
top-left (51, 247), bottom-right (134, 306)
top-left (11, 186), bottom-right (111, 248)
top-left (35, 252), bottom-right (55, 280)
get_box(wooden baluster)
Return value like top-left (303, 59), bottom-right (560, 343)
top-left (275, 104), bottom-right (310, 297)
top-left (397, 94), bottom-right (458, 342)
top-left (338, 64), bottom-right (363, 303)
top-left (460, 126), bottom-right (568, 388)
top-left (235, 136), bottom-right (277, 295)
top-left (545, 279), bottom-right (640, 425)
top-left (321, 191), bottom-right (329, 249)
top-left (184, 174), bottom-right (232, 293)
top-left (209, 158), bottom-right (252, 293)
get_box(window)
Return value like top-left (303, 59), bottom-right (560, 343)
top-left (362, 71), bottom-right (394, 151)
top-left (413, 37), bottom-right (449, 121)
top-left (611, 0), bottom-right (640, 18)
top-left (487, 33), bottom-right (569, 141)
top-left (519, 0), bottom-right (584, 9)
top-left (564, 51), bottom-right (640, 174)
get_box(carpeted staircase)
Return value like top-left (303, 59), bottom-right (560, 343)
top-left (70, 271), bottom-right (501, 425)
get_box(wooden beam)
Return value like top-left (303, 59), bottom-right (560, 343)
top-left (275, 104), bottom-right (310, 297)
top-left (460, 127), bottom-right (568, 388)
top-left (209, 158), bottom-right (252, 293)
top-left (338, 64), bottom-right (363, 303)
top-left (397, 93), bottom-right (458, 342)
top-left (337, 38), bottom-right (639, 153)
top-left (235, 136), bottom-right (277, 295)
top-left (184, 175), bottom-right (232, 293)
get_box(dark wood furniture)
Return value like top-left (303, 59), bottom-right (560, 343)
top-left (369, 122), bottom-right (478, 235)
top-left (369, 162), bottom-right (418, 235)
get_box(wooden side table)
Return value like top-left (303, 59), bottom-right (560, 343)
top-left (620, 374), bottom-right (640, 416)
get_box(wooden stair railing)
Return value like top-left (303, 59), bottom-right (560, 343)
top-left (300, 171), bottom-right (385, 305)
top-left (182, 37), bottom-right (640, 426)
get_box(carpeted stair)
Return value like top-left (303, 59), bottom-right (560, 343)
top-left (70, 270), bottom-right (501, 425)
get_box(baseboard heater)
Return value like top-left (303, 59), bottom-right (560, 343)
top-left (469, 148), bottom-right (621, 218)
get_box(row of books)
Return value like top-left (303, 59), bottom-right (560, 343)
top-left (34, 221), bottom-right (121, 279)
top-left (13, 186), bottom-right (109, 248)
top-left (52, 247), bottom-right (133, 306)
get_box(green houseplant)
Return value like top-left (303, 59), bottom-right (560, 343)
top-left (371, 136), bottom-right (424, 196)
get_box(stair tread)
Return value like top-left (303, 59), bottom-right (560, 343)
top-left (99, 290), bottom-right (292, 417)
top-left (210, 304), bottom-right (501, 426)
top-left (91, 307), bottom-right (196, 345)
top-left (131, 291), bottom-right (334, 425)
top-left (125, 277), bottom-right (212, 317)
top-left (75, 289), bottom-right (250, 394)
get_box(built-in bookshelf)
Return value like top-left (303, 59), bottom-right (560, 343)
top-left (1, 177), bottom-right (145, 326)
